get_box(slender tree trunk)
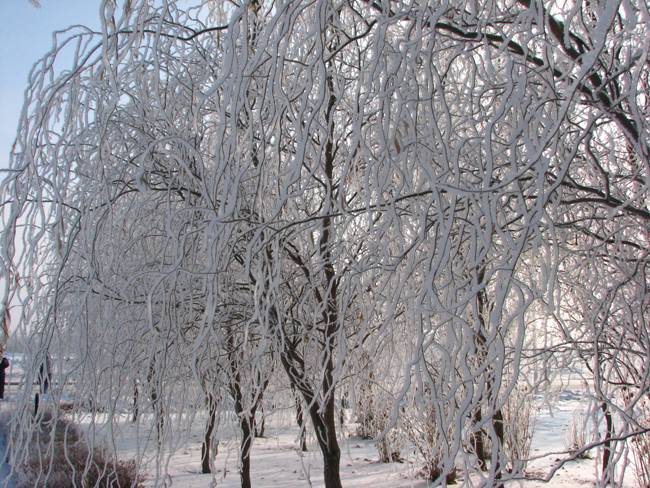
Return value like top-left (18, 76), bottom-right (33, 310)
top-left (201, 392), bottom-right (218, 474)
top-left (147, 360), bottom-right (164, 444)
top-left (132, 381), bottom-right (139, 423)
top-left (281, 349), bottom-right (342, 488)
top-left (493, 408), bottom-right (505, 488)
top-left (317, 77), bottom-right (343, 488)
top-left (229, 349), bottom-right (258, 488)
top-left (232, 378), bottom-right (255, 488)
top-left (601, 402), bottom-right (614, 485)
top-left (474, 277), bottom-right (490, 472)
top-left (239, 415), bottom-right (254, 488)
top-left (291, 385), bottom-right (308, 451)
top-left (255, 392), bottom-right (266, 438)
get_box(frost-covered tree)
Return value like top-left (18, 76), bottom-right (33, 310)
top-left (0, 1), bottom-right (648, 487)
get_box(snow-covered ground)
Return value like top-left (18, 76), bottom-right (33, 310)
top-left (0, 429), bottom-right (13, 488)
top-left (0, 369), bottom-right (639, 488)
top-left (88, 391), bottom-right (635, 488)
top-left (521, 390), bottom-right (635, 488)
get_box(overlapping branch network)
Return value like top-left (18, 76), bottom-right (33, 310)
top-left (0, 1), bottom-right (647, 487)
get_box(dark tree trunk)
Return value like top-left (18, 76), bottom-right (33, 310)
top-left (601, 402), bottom-right (614, 485)
top-left (272, 69), bottom-right (343, 488)
top-left (308, 394), bottom-right (343, 488)
top-left (239, 416), bottom-right (254, 488)
top-left (281, 348), bottom-right (343, 488)
top-left (232, 379), bottom-right (255, 488)
top-left (323, 450), bottom-right (342, 488)
top-left (255, 394), bottom-right (266, 438)
top-left (147, 360), bottom-right (164, 443)
top-left (292, 385), bottom-right (307, 451)
top-left (0, 369), bottom-right (6, 400)
top-left (201, 393), bottom-right (218, 474)
top-left (299, 417), bottom-right (307, 452)
top-left (317, 84), bottom-right (344, 487)
top-left (493, 408), bottom-right (505, 488)
top-left (132, 381), bottom-right (139, 423)
top-left (229, 352), bottom-right (258, 488)
top-left (225, 328), bottom-right (271, 487)
top-left (474, 280), bottom-right (490, 472)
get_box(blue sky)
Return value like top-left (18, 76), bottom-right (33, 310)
top-left (0, 0), bottom-right (100, 171)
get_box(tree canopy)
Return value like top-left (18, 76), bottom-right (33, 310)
top-left (0, 1), bottom-right (648, 487)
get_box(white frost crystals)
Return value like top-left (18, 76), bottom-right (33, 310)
top-left (0, 1), bottom-right (648, 487)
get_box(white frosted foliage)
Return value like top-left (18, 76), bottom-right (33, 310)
top-left (0, 1), bottom-right (648, 487)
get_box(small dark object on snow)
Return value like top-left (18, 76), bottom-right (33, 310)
top-left (0, 356), bottom-right (9, 399)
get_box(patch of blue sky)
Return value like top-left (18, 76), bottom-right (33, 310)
top-left (0, 0), bottom-right (100, 170)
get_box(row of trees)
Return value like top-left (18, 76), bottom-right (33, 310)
top-left (0, 0), bottom-right (648, 487)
